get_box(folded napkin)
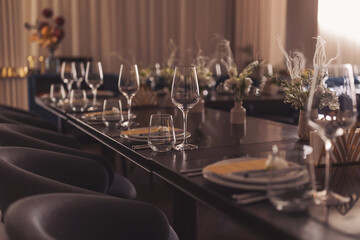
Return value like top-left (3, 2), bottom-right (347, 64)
top-left (83, 110), bottom-right (127, 117)
top-left (310, 128), bottom-right (360, 165)
top-left (122, 127), bottom-right (182, 136)
top-left (132, 88), bottom-right (157, 106)
top-left (204, 158), bottom-right (267, 175)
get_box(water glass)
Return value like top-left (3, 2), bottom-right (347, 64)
top-left (267, 145), bottom-right (315, 212)
top-left (50, 83), bottom-right (66, 104)
top-left (102, 99), bottom-right (123, 128)
top-left (148, 114), bottom-right (176, 152)
top-left (70, 89), bottom-right (88, 112)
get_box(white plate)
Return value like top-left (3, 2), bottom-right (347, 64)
top-left (203, 170), bottom-right (310, 190)
top-left (202, 157), bottom-right (310, 190)
top-left (81, 111), bottom-right (136, 122)
top-left (120, 127), bottom-right (191, 142)
top-left (219, 163), bottom-right (306, 185)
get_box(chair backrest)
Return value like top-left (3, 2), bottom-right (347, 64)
top-left (0, 123), bottom-right (79, 149)
top-left (0, 124), bottom-right (114, 184)
top-left (0, 148), bottom-right (105, 214)
top-left (5, 193), bottom-right (173, 240)
top-left (0, 110), bottom-right (56, 131)
top-left (0, 104), bottom-right (38, 117)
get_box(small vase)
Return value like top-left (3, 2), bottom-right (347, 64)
top-left (297, 110), bottom-right (311, 141)
top-left (230, 101), bottom-right (246, 124)
top-left (45, 48), bottom-right (60, 73)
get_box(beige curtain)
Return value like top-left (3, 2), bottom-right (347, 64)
top-left (234, 0), bottom-right (287, 69)
top-left (21, 0), bottom-right (287, 72)
top-left (0, 0), bottom-right (28, 109)
top-left (286, 0), bottom-right (318, 66)
top-left (1, 0), bottom-right (291, 108)
top-left (21, 0), bottom-right (236, 73)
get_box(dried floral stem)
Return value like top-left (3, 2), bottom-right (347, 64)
top-left (313, 36), bottom-right (339, 67)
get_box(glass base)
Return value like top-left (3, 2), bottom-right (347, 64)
top-left (120, 121), bottom-right (139, 129)
top-left (173, 143), bottom-right (198, 151)
top-left (313, 190), bottom-right (350, 206)
top-left (87, 106), bottom-right (101, 111)
top-left (87, 101), bottom-right (101, 111)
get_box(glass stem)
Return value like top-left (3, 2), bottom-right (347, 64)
top-left (324, 139), bottom-right (333, 194)
top-left (182, 110), bottom-right (189, 145)
top-left (92, 88), bottom-right (97, 106)
top-left (127, 97), bottom-right (133, 128)
top-left (67, 83), bottom-right (72, 98)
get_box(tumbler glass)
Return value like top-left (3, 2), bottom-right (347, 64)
top-left (148, 114), bottom-right (176, 152)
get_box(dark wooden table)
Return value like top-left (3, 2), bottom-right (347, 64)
top-left (35, 97), bottom-right (360, 240)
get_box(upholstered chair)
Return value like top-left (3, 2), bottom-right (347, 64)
top-left (0, 147), bottom-right (136, 214)
top-left (5, 193), bottom-right (179, 240)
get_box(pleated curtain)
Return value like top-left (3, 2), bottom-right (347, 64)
top-left (1, 0), bottom-right (289, 109)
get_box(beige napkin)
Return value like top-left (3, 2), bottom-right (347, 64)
top-left (310, 128), bottom-right (360, 165)
top-left (122, 127), bottom-right (182, 136)
top-left (83, 110), bottom-right (127, 118)
top-left (132, 88), bottom-right (157, 106)
top-left (204, 158), bottom-right (267, 175)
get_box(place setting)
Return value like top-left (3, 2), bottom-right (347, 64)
top-left (115, 65), bottom-right (200, 152)
top-left (181, 145), bottom-right (315, 210)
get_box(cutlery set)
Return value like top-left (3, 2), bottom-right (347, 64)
top-left (180, 168), bottom-right (268, 204)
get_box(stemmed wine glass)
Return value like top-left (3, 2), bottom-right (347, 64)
top-left (72, 62), bottom-right (85, 89)
top-left (307, 64), bottom-right (358, 205)
top-left (171, 66), bottom-right (200, 150)
top-left (85, 61), bottom-right (104, 111)
top-left (60, 61), bottom-right (74, 100)
top-left (118, 64), bottom-right (140, 128)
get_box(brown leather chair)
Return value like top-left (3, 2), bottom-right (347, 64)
top-left (0, 147), bottom-right (135, 214)
top-left (0, 124), bottom-right (137, 199)
top-left (5, 193), bottom-right (179, 240)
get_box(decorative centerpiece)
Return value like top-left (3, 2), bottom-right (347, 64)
top-left (224, 60), bottom-right (260, 124)
top-left (277, 36), bottom-right (339, 141)
top-left (24, 8), bottom-right (65, 72)
top-left (213, 37), bottom-right (259, 124)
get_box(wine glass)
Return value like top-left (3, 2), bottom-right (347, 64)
top-left (307, 64), bottom-right (358, 205)
top-left (72, 62), bottom-right (85, 89)
top-left (171, 66), bottom-right (200, 150)
top-left (60, 61), bottom-right (74, 100)
top-left (85, 61), bottom-right (104, 110)
top-left (118, 64), bottom-right (140, 128)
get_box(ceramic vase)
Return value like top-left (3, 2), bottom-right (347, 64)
top-left (297, 110), bottom-right (311, 141)
top-left (230, 101), bottom-right (246, 124)
top-left (45, 48), bottom-right (60, 73)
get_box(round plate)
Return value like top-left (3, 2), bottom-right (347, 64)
top-left (120, 127), bottom-right (191, 142)
top-left (221, 163), bottom-right (306, 185)
top-left (202, 157), bottom-right (309, 190)
top-left (203, 170), bottom-right (310, 190)
top-left (81, 111), bottom-right (136, 122)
